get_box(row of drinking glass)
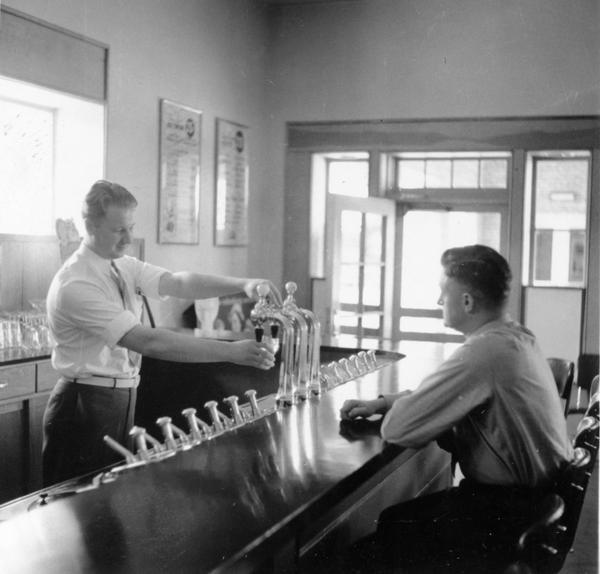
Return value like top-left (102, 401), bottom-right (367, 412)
top-left (0, 312), bottom-right (52, 351)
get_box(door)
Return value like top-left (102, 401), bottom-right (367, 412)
top-left (394, 207), bottom-right (509, 344)
top-left (315, 195), bottom-right (396, 345)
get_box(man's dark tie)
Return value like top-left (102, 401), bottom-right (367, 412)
top-left (110, 260), bottom-right (140, 368)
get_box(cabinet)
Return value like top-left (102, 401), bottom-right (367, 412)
top-left (0, 359), bottom-right (54, 504)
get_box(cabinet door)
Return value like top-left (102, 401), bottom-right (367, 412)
top-left (27, 393), bottom-right (50, 493)
top-left (0, 400), bottom-right (28, 504)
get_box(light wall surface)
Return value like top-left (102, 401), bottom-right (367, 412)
top-left (4, 0), bottom-right (600, 312)
top-left (4, 0), bottom-right (275, 291)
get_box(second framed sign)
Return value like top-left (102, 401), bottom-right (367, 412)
top-left (214, 118), bottom-right (249, 246)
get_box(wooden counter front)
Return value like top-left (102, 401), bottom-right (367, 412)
top-left (0, 348), bottom-right (451, 573)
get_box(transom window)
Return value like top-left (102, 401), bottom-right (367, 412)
top-left (326, 152), bottom-right (369, 197)
top-left (395, 151), bottom-right (511, 191)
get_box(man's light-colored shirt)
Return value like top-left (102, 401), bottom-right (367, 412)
top-left (380, 319), bottom-right (572, 487)
top-left (47, 243), bottom-right (168, 379)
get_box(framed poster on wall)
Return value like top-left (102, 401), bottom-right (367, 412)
top-left (214, 118), bottom-right (248, 246)
top-left (158, 99), bottom-right (201, 244)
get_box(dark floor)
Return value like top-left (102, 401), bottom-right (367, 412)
top-left (561, 411), bottom-right (599, 574)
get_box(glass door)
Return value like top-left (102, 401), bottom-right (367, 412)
top-left (321, 195), bottom-right (396, 346)
top-left (395, 207), bottom-right (508, 343)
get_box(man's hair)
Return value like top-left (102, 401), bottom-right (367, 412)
top-left (441, 245), bottom-right (512, 308)
top-left (82, 180), bottom-right (137, 224)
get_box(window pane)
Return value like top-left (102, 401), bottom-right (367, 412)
top-left (328, 160), bottom-right (369, 197)
top-left (534, 230), bottom-right (553, 281)
top-left (400, 316), bottom-right (456, 335)
top-left (480, 159), bottom-right (508, 188)
top-left (340, 210), bottom-right (362, 262)
top-left (425, 159), bottom-right (452, 188)
top-left (364, 213), bottom-right (383, 263)
top-left (339, 264), bottom-right (359, 304)
top-left (569, 231), bottom-right (585, 283)
top-left (337, 311), bottom-right (359, 328)
top-left (0, 100), bottom-right (53, 234)
top-left (363, 265), bottom-right (381, 306)
top-left (452, 160), bottom-right (479, 188)
top-left (398, 160), bottom-right (425, 188)
top-left (400, 211), bottom-right (501, 309)
top-left (362, 313), bottom-right (381, 329)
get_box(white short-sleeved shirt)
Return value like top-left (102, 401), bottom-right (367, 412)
top-left (380, 319), bottom-right (572, 487)
top-left (47, 243), bottom-right (168, 379)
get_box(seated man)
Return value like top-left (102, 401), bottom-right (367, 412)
top-left (340, 245), bottom-right (572, 572)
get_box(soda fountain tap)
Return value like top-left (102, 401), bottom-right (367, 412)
top-left (283, 281), bottom-right (322, 397)
top-left (250, 283), bottom-right (296, 406)
top-left (204, 400), bottom-right (233, 433)
top-left (223, 395), bottom-right (246, 426)
top-left (281, 282), bottom-right (310, 399)
top-left (182, 407), bottom-right (212, 442)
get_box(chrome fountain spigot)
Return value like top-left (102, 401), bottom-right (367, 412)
top-left (223, 395), bottom-right (246, 426)
top-left (244, 389), bottom-right (262, 418)
top-left (204, 400), bottom-right (233, 433)
top-left (348, 354), bottom-right (362, 376)
top-left (156, 416), bottom-right (191, 451)
top-left (251, 283), bottom-right (296, 407)
top-left (103, 435), bottom-right (137, 464)
top-left (182, 407), bottom-right (212, 442)
top-left (338, 358), bottom-right (353, 380)
top-left (283, 281), bottom-right (322, 397)
top-left (129, 425), bottom-right (151, 461)
top-left (357, 351), bottom-right (369, 371)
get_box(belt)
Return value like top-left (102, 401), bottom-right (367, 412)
top-left (62, 375), bottom-right (140, 389)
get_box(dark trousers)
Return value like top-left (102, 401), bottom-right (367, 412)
top-left (346, 479), bottom-right (552, 574)
top-left (42, 380), bottom-right (137, 487)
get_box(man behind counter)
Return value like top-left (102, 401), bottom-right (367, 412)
top-left (340, 244), bottom-right (572, 572)
top-left (43, 180), bottom-right (279, 486)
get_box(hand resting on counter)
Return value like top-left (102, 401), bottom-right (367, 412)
top-left (339, 397), bottom-right (388, 421)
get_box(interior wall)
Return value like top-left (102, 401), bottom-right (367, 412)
top-left (3, 0), bottom-right (276, 292)
top-left (266, 0), bottom-right (600, 342)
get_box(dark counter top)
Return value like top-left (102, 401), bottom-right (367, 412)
top-left (0, 343), bottom-right (451, 573)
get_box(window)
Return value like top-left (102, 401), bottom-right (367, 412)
top-left (0, 75), bottom-right (105, 235)
top-left (395, 151), bottom-right (510, 191)
top-left (0, 100), bottom-right (54, 234)
top-left (524, 151), bottom-right (590, 287)
top-left (327, 153), bottom-right (369, 197)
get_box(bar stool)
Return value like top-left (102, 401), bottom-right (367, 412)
top-left (547, 358), bottom-right (575, 418)
top-left (586, 390), bottom-right (599, 420)
top-left (574, 354), bottom-right (599, 411)
top-left (503, 494), bottom-right (566, 574)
